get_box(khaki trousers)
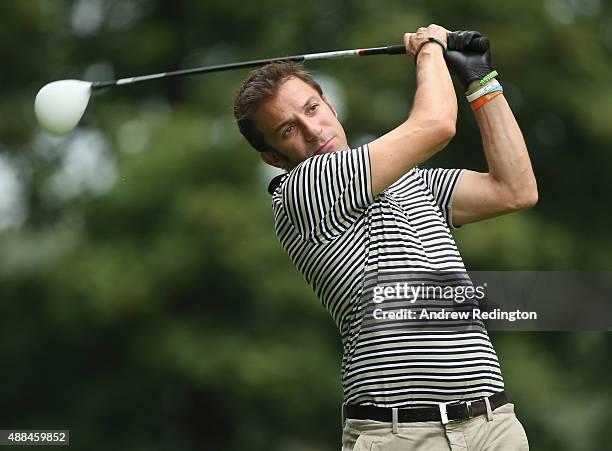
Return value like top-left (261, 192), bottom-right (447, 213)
top-left (341, 403), bottom-right (529, 451)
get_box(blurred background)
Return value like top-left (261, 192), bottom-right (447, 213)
top-left (1, 0), bottom-right (611, 449)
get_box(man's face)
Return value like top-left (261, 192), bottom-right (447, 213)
top-left (253, 77), bottom-right (349, 171)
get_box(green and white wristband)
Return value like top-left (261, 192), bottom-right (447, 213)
top-left (466, 79), bottom-right (501, 102)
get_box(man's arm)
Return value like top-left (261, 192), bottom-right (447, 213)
top-left (369, 24), bottom-right (457, 197)
top-left (451, 93), bottom-right (538, 227)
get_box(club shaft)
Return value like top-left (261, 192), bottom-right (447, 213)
top-left (91, 45), bottom-right (406, 90)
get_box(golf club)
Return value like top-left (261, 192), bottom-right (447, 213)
top-left (34, 36), bottom-right (489, 136)
top-left (34, 45), bottom-right (406, 136)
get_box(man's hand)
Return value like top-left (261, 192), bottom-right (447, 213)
top-left (404, 24), bottom-right (449, 60)
top-left (445, 31), bottom-right (494, 88)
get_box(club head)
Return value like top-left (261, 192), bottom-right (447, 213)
top-left (35, 80), bottom-right (92, 136)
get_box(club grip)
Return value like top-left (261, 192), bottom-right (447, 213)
top-left (386, 45), bottom-right (407, 55)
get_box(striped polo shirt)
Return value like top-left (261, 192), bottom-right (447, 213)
top-left (268, 144), bottom-right (505, 407)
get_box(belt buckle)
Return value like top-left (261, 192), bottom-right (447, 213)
top-left (439, 400), bottom-right (472, 425)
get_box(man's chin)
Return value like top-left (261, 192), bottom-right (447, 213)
top-left (314, 142), bottom-right (349, 157)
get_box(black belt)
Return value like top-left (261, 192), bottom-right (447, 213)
top-left (343, 391), bottom-right (508, 425)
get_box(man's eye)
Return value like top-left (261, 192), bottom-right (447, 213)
top-left (282, 125), bottom-right (294, 137)
top-left (308, 104), bottom-right (319, 113)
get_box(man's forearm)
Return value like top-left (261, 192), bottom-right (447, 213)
top-left (368, 26), bottom-right (458, 196)
top-left (411, 46), bottom-right (457, 128)
top-left (474, 94), bottom-right (538, 207)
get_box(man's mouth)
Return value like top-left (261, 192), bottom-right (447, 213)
top-left (314, 137), bottom-right (334, 156)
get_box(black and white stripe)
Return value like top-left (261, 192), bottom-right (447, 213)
top-left (270, 144), bottom-right (504, 407)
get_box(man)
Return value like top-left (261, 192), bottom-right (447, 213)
top-left (234, 24), bottom-right (536, 450)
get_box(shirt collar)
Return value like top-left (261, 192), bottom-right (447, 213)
top-left (267, 173), bottom-right (288, 195)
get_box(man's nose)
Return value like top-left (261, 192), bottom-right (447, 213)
top-left (302, 120), bottom-right (322, 142)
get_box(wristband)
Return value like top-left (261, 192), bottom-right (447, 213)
top-left (479, 70), bottom-right (498, 86)
top-left (470, 85), bottom-right (504, 104)
top-left (471, 90), bottom-right (503, 112)
top-left (466, 79), bottom-right (501, 102)
top-left (465, 70), bottom-right (500, 96)
top-left (414, 36), bottom-right (447, 62)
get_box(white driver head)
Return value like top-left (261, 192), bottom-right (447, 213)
top-left (35, 80), bottom-right (92, 135)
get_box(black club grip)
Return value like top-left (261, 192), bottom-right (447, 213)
top-left (385, 45), bottom-right (408, 55)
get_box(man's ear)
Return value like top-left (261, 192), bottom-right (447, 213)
top-left (260, 151), bottom-right (286, 170)
top-left (322, 95), bottom-right (338, 117)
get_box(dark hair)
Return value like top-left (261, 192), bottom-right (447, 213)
top-left (233, 61), bottom-right (323, 152)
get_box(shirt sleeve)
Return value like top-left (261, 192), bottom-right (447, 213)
top-left (278, 145), bottom-right (375, 243)
top-left (416, 167), bottom-right (466, 229)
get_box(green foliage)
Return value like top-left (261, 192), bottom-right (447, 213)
top-left (1, 0), bottom-right (611, 449)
